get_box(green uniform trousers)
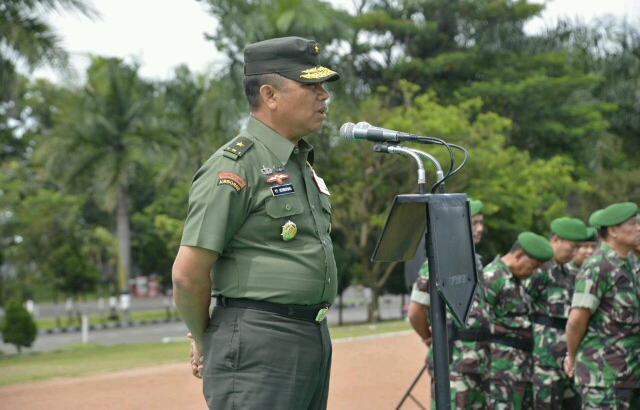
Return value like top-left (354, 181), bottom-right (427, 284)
top-left (203, 305), bottom-right (332, 410)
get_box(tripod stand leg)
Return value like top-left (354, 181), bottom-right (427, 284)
top-left (395, 363), bottom-right (428, 410)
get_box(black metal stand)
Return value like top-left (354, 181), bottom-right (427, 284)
top-left (395, 363), bottom-right (428, 410)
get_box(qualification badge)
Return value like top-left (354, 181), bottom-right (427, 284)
top-left (261, 166), bottom-right (273, 175)
top-left (274, 165), bottom-right (285, 172)
top-left (281, 220), bottom-right (297, 241)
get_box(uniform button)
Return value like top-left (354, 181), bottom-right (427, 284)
top-left (293, 148), bottom-right (299, 154)
top-left (323, 240), bottom-right (326, 245)
top-left (327, 278), bottom-right (331, 283)
top-left (285, 204), bottom-right (291, 211)
top-left (311, 205), bottom-right (315, 210)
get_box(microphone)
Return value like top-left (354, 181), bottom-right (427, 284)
top-left (340, 122), bottom-right (419, 142)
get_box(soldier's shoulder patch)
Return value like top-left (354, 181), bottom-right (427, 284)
top-left (224, 137), bottom-right (253, 160)
top-left (217, 172), bottom-right (247, 193)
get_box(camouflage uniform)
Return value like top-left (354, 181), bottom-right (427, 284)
top-left (571, 242), bottom-right (640, 409)
top-left (482, 256), bottom-right (534, 410)
top-left (410, 255), bottom-right (489, 409)
top-left (527, 261), bottom-right (579, 409)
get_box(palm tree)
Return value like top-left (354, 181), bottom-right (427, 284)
top-left (0, 0), bottom-right (97, 99)
top-left (38, 56), bottom-right (155, 293)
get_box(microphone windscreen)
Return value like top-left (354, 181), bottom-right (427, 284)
top-left (339, 122), bottom-right (355, 141)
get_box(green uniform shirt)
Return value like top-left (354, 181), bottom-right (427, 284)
top-left (571, 242), bottom-right (640, 388)
top-left (527, 261), bottom-right (575, 369)
top-left (181, 117), bottom-right (337, 305)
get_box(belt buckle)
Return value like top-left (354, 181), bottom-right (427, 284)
top-left (315, 307), bottom-right (329, 323)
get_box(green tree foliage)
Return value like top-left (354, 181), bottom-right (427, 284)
top-left (1, 299), bottom-right (37, 354)
top-left (37, 57), bottom-right (158, 292)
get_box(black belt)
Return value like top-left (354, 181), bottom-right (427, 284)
top-left (490, 335), bottom-right (533, 353)
top-left (531, 314), bottom-right (567, 330)
top-left (216, 296), bottom-right (330, 324)
top-left (454, 328), bottom-right (491, 342)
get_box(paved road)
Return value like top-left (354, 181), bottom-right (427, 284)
top-left (0, 296), bottom-right (410, 354)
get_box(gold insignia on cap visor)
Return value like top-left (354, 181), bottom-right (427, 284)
top-left (300, 66), bottom-right (338, 80)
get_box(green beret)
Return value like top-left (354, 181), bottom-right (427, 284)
top-left (243, 37), bottom-right (340, 84)
top-left (517, 232), bottom-right (554, 262)
top-left (585, 227), bottom-right (598, 242)
top-left (469, 199), bottom-right (483, 217)
top-left (588, 209), bottom-right (603, 229)
top-left (550, 217), bottom-right (588, 241)
top-left (592, 202), bottom-right (638, 227)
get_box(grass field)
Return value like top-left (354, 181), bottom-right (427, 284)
top-left (0, 319), bottom-right (412, 387)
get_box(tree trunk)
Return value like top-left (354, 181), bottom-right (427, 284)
top-left (116, 185), bottom-right (132, 293)
top-left (367, 288), bottom-right (380, 323)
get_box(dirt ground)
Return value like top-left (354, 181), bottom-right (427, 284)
top-left (0, 332), bottom-right (432, 410)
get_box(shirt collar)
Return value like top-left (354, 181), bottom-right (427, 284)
top-left (246, 116), bottom-right (314, 165)
top-left (600, 241), bottom-right (637, 270)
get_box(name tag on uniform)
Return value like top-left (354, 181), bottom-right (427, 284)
top-left (271, 184), bottom-right (295, 196)
top-left (312, 170), bottom-right (330, 196)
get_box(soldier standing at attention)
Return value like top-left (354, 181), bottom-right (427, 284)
top-left (172, 37), bottom-right (340, 410)
top-left (527, 217), bottom-right (588, 409)
top-left (408, 199), bottom-right (490, 409)
top-left (565, 202), bottom-right (640, 409)
top-left (483, 232), bottom-right (554, 410)
top-left (565, 227), bottom-right (598, 276)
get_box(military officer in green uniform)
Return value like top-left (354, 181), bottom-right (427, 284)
top-left (408, 199), bottom-right (490, 409)
top-left (482, 232), bottom-right (554, 410)
top-left (526, 217), bottom-right (588, 409)
top-left (565, 202), bottom-right (640, 409)
top-left (172, 36), bottom-right (340, 410)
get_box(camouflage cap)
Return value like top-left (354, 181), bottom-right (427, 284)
top-left (585, 227), bottom-right (598, 242)
top-left (592, 202), bottom-right (638, 227)
top-left (550, 217), bottom-right (588, 241)
top-left (588, 209), bottom-right (603, 229)
top-left (469, 198), bottom-right (483, 217)
top-left (517, 232), bottom-right (554, 262)
top-left (243, 36), bottom-right (340, 84)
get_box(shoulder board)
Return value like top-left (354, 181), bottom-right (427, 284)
top-left (224, 137), bottom-right (253, 160)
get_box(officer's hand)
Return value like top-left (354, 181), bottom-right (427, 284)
top-left (188, 332), bottom-right (204, 379)
top-left (563, 354), bottom-right (574, 378)
top-left (422, 326), bottom-right (432, 347)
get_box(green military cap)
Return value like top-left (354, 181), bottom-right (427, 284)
top-left (243, 36), bottom-right (340, 84)
top-left (517, 232), bottom-right (554, 262)
top-left (588, 209), bottom-right (603, 229)
top-left (592, 202), bottom-right (638, 227)
top-left (550, 217), bottom-right (588, 241)
top-left (585, 227), bottom-right (598, 242)
top-left (469, 198), bottom-right (483, 217)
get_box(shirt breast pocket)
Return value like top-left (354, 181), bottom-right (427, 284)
top-left (264, 195), bottom-right (307, 248)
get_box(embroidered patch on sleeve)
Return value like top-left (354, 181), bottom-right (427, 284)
top-left (217, 172), bottom-right (247, 193)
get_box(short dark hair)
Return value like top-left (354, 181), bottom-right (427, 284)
top-left (598, 226), bottom-right (609, 240)
top-left (243, 73), bottom-right (287, 111)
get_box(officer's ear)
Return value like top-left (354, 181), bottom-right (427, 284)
top-left (259, 84), bottom-right (278, 110)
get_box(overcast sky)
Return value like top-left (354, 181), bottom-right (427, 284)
top-left (38, 0), bottom-right (640, 82)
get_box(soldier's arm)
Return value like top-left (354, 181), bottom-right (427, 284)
top-left (564, 307), bottom-right (591, 378)
top-left (408, 301), bottom-right (431, 346)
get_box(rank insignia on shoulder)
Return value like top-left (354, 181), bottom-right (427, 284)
top-left (217, 172), bottom-right (247, 193)
top-left (266, 174), bottom-right (289, 184)
top-left (224, 137), bottom-right (253, 158)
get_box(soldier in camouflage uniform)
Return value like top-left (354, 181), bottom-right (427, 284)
top-left (482, 232), bottom-right (554, 410)
top-left (565, 227), bottom-right (598, 277)
top-left (565, 203), bottom-right (640, 409)
top-left (527, 217), bottom-right (588, 409)
top-left (408, 199), bottom-right (489, 409)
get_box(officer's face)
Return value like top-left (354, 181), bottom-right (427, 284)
top-left (572, 242), bottom-right (597, 267)
top-left (512, 251), bottom-right (544, 279)
top-left (610, 216), bottom-right (640, 251)
top-left (471, 215), bottom-right (483, 245)
top-left (275, 79), bottom-right (330, 140)
top-left (551, 236), bottom-right (580, 264)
